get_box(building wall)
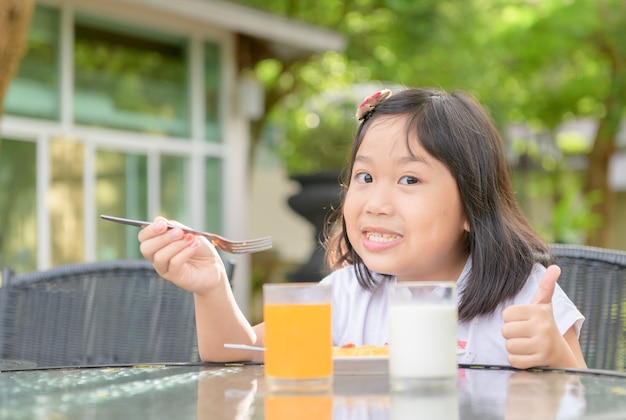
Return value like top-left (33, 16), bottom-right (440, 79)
top-left (248, 144), bottom-right (314, 273)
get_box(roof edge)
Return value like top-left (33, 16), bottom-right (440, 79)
top-left (125, 0), bottom-right (347, 54)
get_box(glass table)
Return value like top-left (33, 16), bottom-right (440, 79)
top-left (2, 362), bottom-right (626, 419)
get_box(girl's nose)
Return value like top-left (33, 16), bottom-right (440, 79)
top-left (364, 185), bottom-right (393, 215)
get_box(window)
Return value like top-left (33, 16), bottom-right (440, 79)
top-left (74, 16), bottom-right (189, 137)
top-left (160, 155), bottom-right (188, 221)
top-left (49, 138), bottom-right (85, 265)
top-left (204, 157), bottom-right (223, 234)
top-left (205, 42), bottom-right (222, 142)
top-left (0, 139), bottom-right (38, 273)
top-left (96, 150), bottom-right (148, 260)
top-left (4, 5), bottom-right (60, 120)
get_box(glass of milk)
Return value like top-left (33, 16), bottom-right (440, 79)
top-left (388, 281), bottom-right (457, 392)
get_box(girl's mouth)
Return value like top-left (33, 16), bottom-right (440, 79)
top-left (365, 231), bottom-right (401, 243)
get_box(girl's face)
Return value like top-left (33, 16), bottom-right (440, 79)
top-left (344, 115), bottom-right (469, 282)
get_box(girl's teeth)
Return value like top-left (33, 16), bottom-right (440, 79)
top-left (366, 232), bottom-right (399, 242)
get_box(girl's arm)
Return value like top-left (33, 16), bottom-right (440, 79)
top-left (501, 265), bottom-right (587, 369)
top-left (562, 326), bottom-right (587, 368)
top-left (193, 278), bottom-right (266, 362)
top-left (138, 217), bottom-right (264, 362)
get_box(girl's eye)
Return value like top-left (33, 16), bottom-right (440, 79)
top-left (355, 172), bottom-right (373, 183)
top-left (399, 176), bottom-right (419, 185)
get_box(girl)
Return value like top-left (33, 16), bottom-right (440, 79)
top-left (138, 87), bottom-right (586, 369)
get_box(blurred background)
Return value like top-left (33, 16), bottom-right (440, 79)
top-left (1, 0), bottom-right (624, 323)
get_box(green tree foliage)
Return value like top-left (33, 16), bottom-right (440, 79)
top-left (490, 0), bottom-right (625, 247)
top-left (235, 0), bottom-right (625, 247)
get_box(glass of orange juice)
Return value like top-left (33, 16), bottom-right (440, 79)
top-left (263, 283), bottom-right (332, 392)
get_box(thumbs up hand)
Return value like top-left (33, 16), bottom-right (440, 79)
top-left (501, 265), bottom-right (568, 369)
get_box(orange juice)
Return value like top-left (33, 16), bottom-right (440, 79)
top-left (265, 393), bottom-right (333, 420)
top-left (264, 302), bottom-right (332, 380)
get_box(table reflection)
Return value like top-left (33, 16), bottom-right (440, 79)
top-left (458, 368), bottom-right (585, 419)
top-left (4, 363), bottom-right (626, 419)
top-left (193, 365), bottom-right (586, 420)
top-left (0, 365), bottom-right (202, 418)
top-left (504, 371), bottom-right (584, 419)
top-left (196, 365), bottom-right (261, 419)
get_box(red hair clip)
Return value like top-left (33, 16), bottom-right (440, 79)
top-left (356, 89), bottom-right (392, 121)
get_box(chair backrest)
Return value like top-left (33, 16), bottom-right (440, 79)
top-left (551, 244), bottom-right (626, 371)
top-left (0, 260), bottom-right (204, 368)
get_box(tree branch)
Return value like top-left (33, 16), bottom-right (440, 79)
top-left (0, 0), bottom-right (35, 116)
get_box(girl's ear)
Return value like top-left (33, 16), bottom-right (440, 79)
top-left (464, 221), bottom-right (470, 232)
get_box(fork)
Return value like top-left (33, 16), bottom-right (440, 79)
top-left (100, 214), bottom-right (272, 254)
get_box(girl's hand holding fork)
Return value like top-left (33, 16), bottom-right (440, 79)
top-left (138, 216), bottom-right (228, 295)
top-left (138, 216), bottom-right (261, 362)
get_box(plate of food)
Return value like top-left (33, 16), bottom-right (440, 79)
top-left (333, 344), bottom-right (389, 375)
top-left (332, 344), bottom-right (466, 375)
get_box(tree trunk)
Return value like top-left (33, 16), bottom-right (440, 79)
top-left (0, 0), bottom-right (34, 117)
top-left (585, 122), bottom-right (616, 247)
top-left (584, 70), bottom-right (625, 248)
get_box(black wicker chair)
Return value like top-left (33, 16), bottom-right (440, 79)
top-left (0, 259), bottom-right (233, 368)
top-left (551, 244), bottom-right (626, 371)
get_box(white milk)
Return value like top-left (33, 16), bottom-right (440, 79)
top-left (388, 303), bottom-right (457, 379)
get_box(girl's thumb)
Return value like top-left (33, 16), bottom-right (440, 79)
top-left (531, 265), bottom-right (561, 305)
